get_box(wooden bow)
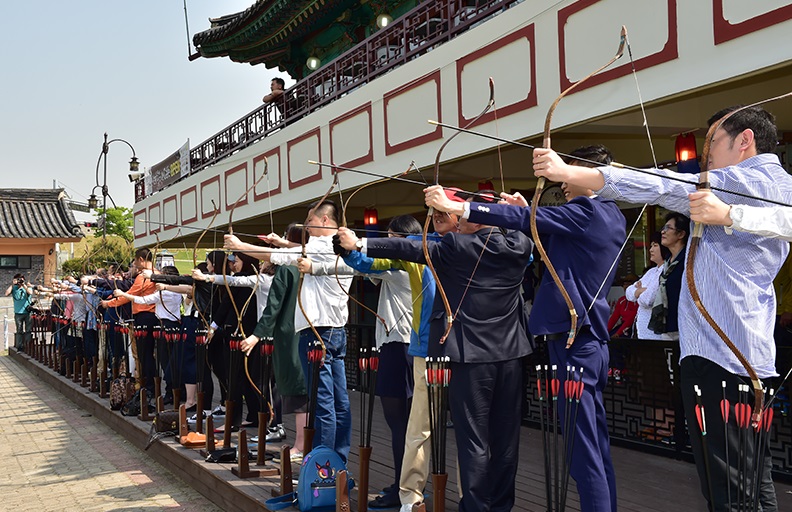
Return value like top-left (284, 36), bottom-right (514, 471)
top-left (424, 78), bottom-right (495, 345)
top-left (533, 26), bottom-right (627, 349)
top-left (686, 92), bottom-right (792, 425)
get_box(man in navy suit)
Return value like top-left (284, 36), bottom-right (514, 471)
top-left (425, 145), bottom-right (625, 512)
top-left (337, 193), bottom-right (534, 512)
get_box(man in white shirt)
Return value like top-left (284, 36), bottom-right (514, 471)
top-left (224, 200), bottom-right (354, 462)
top-left (689, 190), bottom-right (792, 242)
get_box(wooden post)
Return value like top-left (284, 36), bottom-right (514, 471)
top-left (336, 469), bottom-right (350, 512)
top-left (357, 446), bottom-right (372, 512)
top-left (200, 415), bottom-right (216, 458)
top-left (172, 389), bottom-right (181, 411)
top-left (222, 400), bottom-right (234, 448)
top-left (256, 411), bottom-right (268, 466)
top-left (303, 427), bottom-right (315, 455)
top-left (195, 391), bottom-right (204, 434)
top-left (80, 357), bottom-right (89, 388)
top-left (90, 356), bottom-right (98, 392)
top-left (156, 395), bottom-right (164, 414)
top-left (431, 473), bottom-right (447, 512)
top-left (99, 365), bottom-right (108, 398)
top-left (138, 388), bottom-right (151, 422)
top-left (412, 503), bottom-right (427, 512)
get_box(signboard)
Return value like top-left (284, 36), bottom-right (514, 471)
top-left (149, 140), bottom-right (190, 194)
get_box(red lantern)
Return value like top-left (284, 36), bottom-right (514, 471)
top-left (675, 133), bottom-right (697, 162)
top-left (364, 208), bottom-right (378, 226)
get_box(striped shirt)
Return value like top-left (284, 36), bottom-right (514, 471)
top-left (598, 153), bottom-right (792, 378)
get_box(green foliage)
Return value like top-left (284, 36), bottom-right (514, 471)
top-left (59, 235), bottom-right (134, 277)
top-left (96, 206), bottom-right (133, 242)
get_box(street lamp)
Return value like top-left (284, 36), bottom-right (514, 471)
top-left (89, 132), bottom-right (138, 239)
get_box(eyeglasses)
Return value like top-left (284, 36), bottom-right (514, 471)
top-left (660, 225), bottom-right (679, 233)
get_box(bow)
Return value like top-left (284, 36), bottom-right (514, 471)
top-left (296, 170), bottom-right (340, 357)
top-left (533, 26), bottom-right (627, 349)
top-left (334, 162), bottom-right (419, 335)
top-left (424, 77), bottom-right (495, 345)
top-left (686, 92), bottom-right (792, 425)
top-left (223, 159), bottom-right (272, 412)
top-left (192, 200), bottom-right (220, 333)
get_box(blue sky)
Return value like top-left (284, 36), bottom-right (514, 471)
top-left (0, 1), bottom-right (292, 218)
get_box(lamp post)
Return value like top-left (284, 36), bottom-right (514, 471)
top-left (89, 132), bottom-right (138, 239)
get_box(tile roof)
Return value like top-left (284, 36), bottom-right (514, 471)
top-left (0, 189), bottom-right (84, 239)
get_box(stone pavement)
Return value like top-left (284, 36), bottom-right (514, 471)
top-left (0, 351), bottom-right (221, 512)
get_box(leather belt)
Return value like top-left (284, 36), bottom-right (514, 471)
top-left (538, 332), bottom-right (566, 342)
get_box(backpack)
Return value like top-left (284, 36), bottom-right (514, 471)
top-left (109, 374), bottom-right (136, 410)
top-left (265, 445), bottom-right (354, 511)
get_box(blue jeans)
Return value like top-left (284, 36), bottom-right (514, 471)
top-left (299, 327), bottom-right (351, 462)
top-left (14, 313), bottom-right (30, 349)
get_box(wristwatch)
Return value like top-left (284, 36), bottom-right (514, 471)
top-left (355, 240), bottom-right (364, 251)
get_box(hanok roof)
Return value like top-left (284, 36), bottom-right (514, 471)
top-left (0, 189), bottom-right (84, 239)
top-left (192, 0), bottom-right (369, 77)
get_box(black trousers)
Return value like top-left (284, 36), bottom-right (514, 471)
top-left (681, 356), bottom-right (777, 512)
top-left (449, 358), bottom-right (523, 512)
top-left (134, 312), bottom-right (158, 395)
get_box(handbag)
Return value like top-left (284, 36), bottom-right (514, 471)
top-left (109, 374), bottom-right (136, 410)
top-left (145, 410), bottom-right (180, 450)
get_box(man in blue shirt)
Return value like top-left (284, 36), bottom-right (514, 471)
top-left (7, 274), bottom-right (32, 351)
top-left (532, 105), bottom-right (789, 511)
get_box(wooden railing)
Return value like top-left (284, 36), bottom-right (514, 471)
top-left (137, 0), bottom-right (519, 202)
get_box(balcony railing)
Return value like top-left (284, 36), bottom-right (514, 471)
top-left (138, 0), bottom-right (521, 202)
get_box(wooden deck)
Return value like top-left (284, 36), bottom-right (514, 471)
top-left (9, 348), bottom-right (792, 511)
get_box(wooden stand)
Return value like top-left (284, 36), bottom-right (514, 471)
top-left (72, 359), bottom-right (79, 382)
top-left (271, 444), bottom-right (294, 497)
top-left (222, 400), bottom-right (234, 448)
top-left (195, 391), bottom-right (204, 434)
top-left (172, 389), bottom-right (181, 410)
top-left (156, 395), bottom-right (165, 413)
top-left (336, 469), bottom-right (350, 512)
top-left (154, 377), bottom-right (162, 408)
top-left (138, 388), bottom-right (151, 422)
top-left (231, 430), bottom-right (262, 478)
top-left (431, 473), bottom-right (447, 512)
top-left (200, 415), bottom-right (216, 458)
top-left (412, 503), bottom-right (428, 512)
top-left (177, 404), bottom-right (206, 448)
top-left (48, 344), bottom-right (55, 369)
top-left (357, 446), bottom-right (372, 512)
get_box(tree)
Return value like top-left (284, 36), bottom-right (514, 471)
top-left (97, 206), bottom-right (133, 242)
top-left (60, 235), bottom-right (133, 277)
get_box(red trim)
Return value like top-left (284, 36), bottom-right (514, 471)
top-left (253, 147), bottom-right (282, 201)
top-left (287, 128), bottom-right (322, 189)
top-left (180, 186), bottom-right (198, 225)
top-left (161, 195), bottom-right (178, 231)
top-left (147, 204), bottom-right (161, 235)
top-left (224, 163), bottom-right (249, 210)
top-left (713, 0), bottom-right (792, 45)
top-left (456, 25), bottom-right (538, 127)
top-left (200, 175), bottom-right (222, 220)
top-left (329, 102), bottom-right (374, 169)
top-left (133, 210), bottom-right (147, 240)
top-left (383, 70), bottom-right (443, 156)
top-left (558, 0), bottom-right (678, 94)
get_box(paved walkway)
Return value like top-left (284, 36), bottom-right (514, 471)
top-left (0, 351), bottom-right (220, 512)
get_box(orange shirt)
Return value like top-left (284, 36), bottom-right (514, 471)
top-left (103, 273), bottom-right (156, 315)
